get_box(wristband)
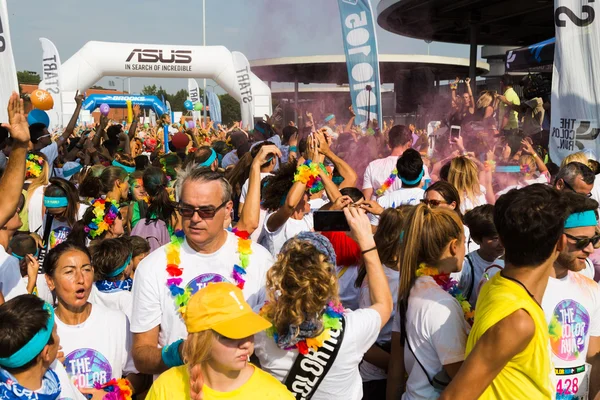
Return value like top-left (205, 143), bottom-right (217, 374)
top-left (361, 246), bottom-right (377, 255)
top-left (161, 339), bottom-right (184, 368)
top-left (289, 146), bottom-right (298, 152)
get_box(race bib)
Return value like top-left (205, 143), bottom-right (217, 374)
top-left (554, 363), bottom-right (590, 400)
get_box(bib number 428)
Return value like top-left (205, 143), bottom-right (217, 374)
top-left (557, 377), bottom-right (579, 396)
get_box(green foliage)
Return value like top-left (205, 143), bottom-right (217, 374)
top-left (17, 71), bottom-right (41, 85)
top-left (219, 94), bottom-right (241, 126)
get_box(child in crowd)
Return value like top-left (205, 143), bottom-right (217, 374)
top-left (88, 237), bottom-right (134, 319)
top-left (9, 234), bottom-right (53, 303)
top-left (458, 205), bottom-right (505, 307)
top-left (129, 235), bottom-right (151, 278)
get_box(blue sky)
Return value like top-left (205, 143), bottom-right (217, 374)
top-left (7, 0), bottom-right (476, 93)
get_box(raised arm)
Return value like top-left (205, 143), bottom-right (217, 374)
top-left (465, 78), bottom-right (475, 111)
top-left (0, 92), bottom-right (30, 227)
top-left (237, 145), bottom-right (281, 234)
top-left (92, 114), bottom-right (109, 148)
top-left (315, 130), bottom-right (357, 188)
top-left (127, 104), bottom-right (141, 141)
top-left (56, 91), bottom-right (84, 148)
top-left (521, 139), bottom-right (548, 175)
top-left (344, 105), bottom-right (356, 133)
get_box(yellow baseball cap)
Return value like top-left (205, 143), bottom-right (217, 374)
top-left (185, 282), bottom-right (272, 339)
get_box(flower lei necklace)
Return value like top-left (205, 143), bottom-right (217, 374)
top-left (376, 168), bottom-right (397, 196)
top-left (85, 199), bottom-right (120, 239)
top-left (416, 263), bottom-right (474, 325)
top-left (26, 153), bottom-right (44, 179)
top-left (165, 228), bottom-right (252, 316)
top-left (262, 302), bottom-right (344, 355)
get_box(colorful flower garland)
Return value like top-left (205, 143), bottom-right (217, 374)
top-left (165, 228), bottom-right (252, 316)
top-left (85, 199), bottom-right (120, 239)
top-left (94, 378), bottom-right (132, 400)
top-left (416, 263), bottom-right (474, 325)
top-left (375, 168), bottom-right (397, 197)
top-left (26, 153), bottom-right (44, 179)
top-left (293, 160), bottom-right (328, 194)
top-left (262, 302), bottom-right (344, 355)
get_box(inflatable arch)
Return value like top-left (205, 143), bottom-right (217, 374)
top-left (82, 94), bottom-right (167, 116)
top-left (60, 41), bottom-right (272, 121)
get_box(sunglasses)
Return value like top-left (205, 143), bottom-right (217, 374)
top-left (562, 179), bottom-right (592, 197)
top-left (178, 200), bottom-right (228, 219)
top-left (420, 199), bottom-right (447, 207)
top-left (564, 232), bottom-right (600, 250)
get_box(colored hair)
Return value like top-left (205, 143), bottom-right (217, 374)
top-left (448, 157), bottom-right (482, 208)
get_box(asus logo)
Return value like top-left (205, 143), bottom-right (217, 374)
top-left (126, 49), bottom-right (192, 64)
top-left (0, 15), bottom-right (5, 52)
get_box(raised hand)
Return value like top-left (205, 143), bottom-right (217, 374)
top-left (253, 144), bottom-right (281, 169)
top-left (2, 92), bottom-right (30, 145)
top-left (74, 90), bottom-right (85, 106)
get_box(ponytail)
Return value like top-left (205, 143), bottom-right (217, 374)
top-left (182, 330), bottom-right (215, 400)
top-left (79, 175), bottom-right (103, 199)
top-left (143, 167), bottom-right (175, 224)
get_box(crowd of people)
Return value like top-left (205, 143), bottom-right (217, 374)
top-left (0, 69), bottom-right (598, 400)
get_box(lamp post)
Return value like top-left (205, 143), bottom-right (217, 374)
top-left (114, 77), bottom-right (130, 120)
top-left (203, 0), bottom-right (208, 128)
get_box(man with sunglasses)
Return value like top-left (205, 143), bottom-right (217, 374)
top-left (130, 168), bottom-right (274, 375)
top-left (555, 161), bottom-right (595, 198)
top-left (541, 191), bottom-right (600, 399)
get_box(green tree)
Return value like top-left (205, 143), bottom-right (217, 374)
top-left (219, 94), bottom-right (241, 126)
top-left (168, 89), bottom-right (189, 112)
top-left (17, 71), bottom-right (41, 85)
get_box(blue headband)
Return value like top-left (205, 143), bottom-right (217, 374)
top-left (12, 248), bottom-right (40, 261)
top-left (198, 148), bottom-right (217, 168)
top-left (496, 165), bottom-right (521, 173)
top-left (400, 169), bottom-right (424, 186)
top-left (106, 253), bottom-right (132, 278)
top-left (44, 196), bottom-right (69, 208)
top-left (324, 114), bottom-right (335, 122)
top-left (565, 210), bottom-right (598, 229)
top-left (62, 164), bottom-right (83, 178)
top-left (112, 160), bottom-right (135, 174)
top-left (0, 303), bottom-right (54, 368)
top-left (254, 124), bottom-right (266, 134)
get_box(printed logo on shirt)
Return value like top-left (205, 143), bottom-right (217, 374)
top-left (186, 273), bottom-right (231, 295)
top-left (549, 299), bottom-right (590, 361)
top-left (49, 226), bottom-right (71, 249)
top-left (64, 348), bottom-right (113, 388)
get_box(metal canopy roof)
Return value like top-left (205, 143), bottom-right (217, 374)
top-left (377, 0), bottom-right (555, 46)
top-left (250, 55), bottom-right (490, 85)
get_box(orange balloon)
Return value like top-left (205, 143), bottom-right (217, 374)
top-left (30, 89), bottom-right (54, 110)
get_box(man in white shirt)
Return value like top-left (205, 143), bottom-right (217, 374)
top-left (130, 169), bottom-right (274, 375)
top-left (542, 192), bottom-right (600, 399)
top-left (368, 149), bottom-right (426, 228)
top-left (362, 125), bottom-right (418, 200)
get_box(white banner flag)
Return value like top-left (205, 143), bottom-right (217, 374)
top-left (550, 1), bottom-right (600, 162)
top-left (39, 38), bottom-right (63, 130)
top-left (187, 78), bottom-right (201, 123)
top-left (231, 51), bottom-right (255, 130)
top-left (0, 0), bottom-right (19, 123)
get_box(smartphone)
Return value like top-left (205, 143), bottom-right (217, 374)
top-left (313, 211), bottom-right (350, 232)
top-left (450, 125), bottom-right (461, 140)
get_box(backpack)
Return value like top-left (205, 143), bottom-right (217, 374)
top-left (130, 201), bottom-right (171, 253)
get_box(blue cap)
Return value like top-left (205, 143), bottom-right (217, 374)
top-left (28, 109), bottom-right (50, 127)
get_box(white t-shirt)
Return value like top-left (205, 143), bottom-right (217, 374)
top-left (336, 265), bottom-right (360, 311)
top-left (460, 185), bottom-right (487, 214)
top-left (542, 271), bottom-right (600, 398)
top-left (369, 188), bottom-right (424, 226)
top-left (254, 308), bottom-right (382, 400)
top-left (22, 274), bottom-right (54, 304)
top-left (240, 173), bottom-right (272, 243)
top-left (40, 142), bottom-right (59, 171)
top-left (36, 204), bottom-right (89, 248)
top-left (89, 285), bottom-right (133, 321)
top-left (309, 197), bottom-right (330, 212)
top-left (130, 231), bottom-right (273, 348)
top-left (261, 213), bottom-right (313, 257)
top-left (581, 258), bottom-right (596, 281)
top-left (458, 251), bottom-right (505, 307)
top-left (27, 185), bottom-right (45, 234)
top-left (358, 265), bottom-right (400, 382)
top-left (463, 225), bottom-right (480, 255)
top-left (51, 359), bottom-right (87, 399)
top-left (402, 276), bottom-right (469, 400)
top-left (55, 303), bottom-right (136, 390)
top-left (362, 156), bottom-right (429, 199)
top-left (0, 245), bottom-right (27, 301)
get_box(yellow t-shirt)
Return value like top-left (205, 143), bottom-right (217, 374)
top-left (146, 364), bottom-right (294, 400)
top-left (467, 273), bottom-right (555, 399)
top-left (500, 87), bottom-right (521, 130)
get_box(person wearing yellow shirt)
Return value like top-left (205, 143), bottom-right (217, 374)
top-left (498, 74), bottom-right (521, 133)
top-left (146, 282), bottom-right (293, 400)
top-left (440, 184), bottom-right (569, 399)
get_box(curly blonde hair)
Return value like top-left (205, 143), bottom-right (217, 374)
top-left (262, 238), bottom-right (339, 339)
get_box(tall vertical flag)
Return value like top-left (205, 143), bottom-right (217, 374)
top-left (337, 0), bottom-right (383, 130)
top-left (0, 0), bottom-right (19, 123)
top-left (39, 38), bottom-right (63, 130)
top-left (187, 78), bottom-right (201, 123)
top-left (231, 51), bottom-right (255, 130)
top-left (206, 91), bottom-right (222, 127)
top-left (550, 1), bottom-right (600, 162)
